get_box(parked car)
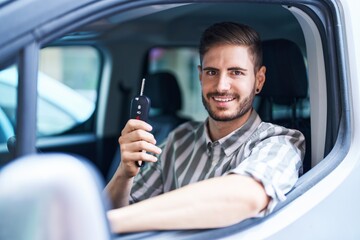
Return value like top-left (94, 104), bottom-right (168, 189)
top-left (0, 0), bottom-right (359, 239)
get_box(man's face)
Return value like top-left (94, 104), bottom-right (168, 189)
top-left (199, 44), bottom-right (264, 122)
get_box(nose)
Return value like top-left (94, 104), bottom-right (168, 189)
top-left (216, 73), bottom-right (231, 92)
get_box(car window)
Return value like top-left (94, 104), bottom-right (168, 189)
top-left (0, 46), bottom-right (101, 144)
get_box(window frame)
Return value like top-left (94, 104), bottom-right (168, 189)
top-left (14, 42), bottom-right (39, 157)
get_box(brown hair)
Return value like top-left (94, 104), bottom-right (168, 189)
top-left (199, 22), bottom-right (262, 72)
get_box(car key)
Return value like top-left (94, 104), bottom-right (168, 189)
top-left (130, 78), bottom-right (151, 167)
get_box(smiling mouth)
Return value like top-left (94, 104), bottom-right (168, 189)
top-left (212, 96), bottom-right (236, 102)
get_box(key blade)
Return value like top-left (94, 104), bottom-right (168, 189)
top-left (140, 78), bottom-right (146, 96)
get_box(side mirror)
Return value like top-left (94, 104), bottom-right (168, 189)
top-left (0, 153), bottom-right (112, 240)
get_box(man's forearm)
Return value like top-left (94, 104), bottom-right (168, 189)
top-left (107, 174), bottom-right (269, 233)
top-left (105, 172), bottom-right (134, 208)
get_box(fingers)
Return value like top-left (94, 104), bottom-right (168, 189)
top-left (119, 119), bottom-right (162, 167)
top-left (122, 119), bottom-right (153, 135)
top-left (120, 140), bottom-right (162, 159)
top-left (120, 119), bottom-right (157, 145)
top-left (120, 129), bottom-right (157, 146)
top-left (121, 149), bottom-right (159, 163)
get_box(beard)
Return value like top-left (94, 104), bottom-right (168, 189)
top-left (202, 89), bottom-right (255, 122)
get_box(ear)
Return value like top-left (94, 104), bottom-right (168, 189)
top-left (255, 66), bottom-right (266, 94)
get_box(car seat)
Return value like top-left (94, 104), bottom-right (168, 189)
top-left (107, 71), bottom-right (190, 181)
top-left (144, 71), bottom-right (190, 145)
top-left (257, 39), bottom-right (311, 173)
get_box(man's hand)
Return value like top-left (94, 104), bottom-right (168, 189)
top-left (118, 119), bottom-right (162, 178)
top-left (105, 119), bottom-right (162, 208)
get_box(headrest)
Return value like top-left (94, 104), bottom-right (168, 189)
top-left (144, 71), bottom-right (182, 113)
top-left (260, 39), bottom-right (308, 104)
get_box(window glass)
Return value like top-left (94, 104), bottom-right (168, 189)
top-left (0, 46), bottom-right (100, 144)
top-left (39, 46), bottom-right (99, 103)
top-left (148, 47), bottom-right (207, 121)
top-left (38, 46), bottom-right (100, 136)
top-left (0, 66), bottom-right (17, 144)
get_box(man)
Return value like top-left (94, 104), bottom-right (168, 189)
top-left (105, 22), bottom-right (305, 233)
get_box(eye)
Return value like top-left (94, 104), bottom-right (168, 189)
top-left (232, 70), bottom-right (244, 76)
top-left (205, 70), bottom-right (217, 76)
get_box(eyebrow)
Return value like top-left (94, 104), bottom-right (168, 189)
top-left (228, 67), bottom-right (248, 72)
top-left (202, 67), bottom-right (218, 71)
top-left (202, 66), bottom-right (248, 72)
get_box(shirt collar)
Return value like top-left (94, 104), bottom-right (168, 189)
top-left (204, 110), bottom-right (262, 156)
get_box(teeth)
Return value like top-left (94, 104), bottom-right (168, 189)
top-left (213, 97), bottom-right (233, 102)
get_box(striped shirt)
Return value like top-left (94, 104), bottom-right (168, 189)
top-left (130, 110), bottom-right (305, 215)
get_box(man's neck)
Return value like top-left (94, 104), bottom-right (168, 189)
top-left (207, 109), bottom-right (252, 141)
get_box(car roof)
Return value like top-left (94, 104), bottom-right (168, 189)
top-left (0, 1), bottom-right (305, 68)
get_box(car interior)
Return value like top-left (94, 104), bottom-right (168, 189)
top-left (0, 1), bottom-right (347, 238)
top-left (62, 2), bottom-right (320, 176)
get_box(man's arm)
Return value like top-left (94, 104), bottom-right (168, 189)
top-left (104, 171), bottom-right (134, 208)
top-left (107, 174), bottom-right (269, 233)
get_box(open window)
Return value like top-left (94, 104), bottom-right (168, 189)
top-left (99, 2), bottom-right (347, 238)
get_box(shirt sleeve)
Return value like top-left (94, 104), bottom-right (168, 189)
top-left (227, 125), bottom-right (305, 216)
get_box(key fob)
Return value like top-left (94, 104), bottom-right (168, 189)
top-left (129, 78), bottom-right (151, 168)
top-left (130, 95), bottom-right (151, 122)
